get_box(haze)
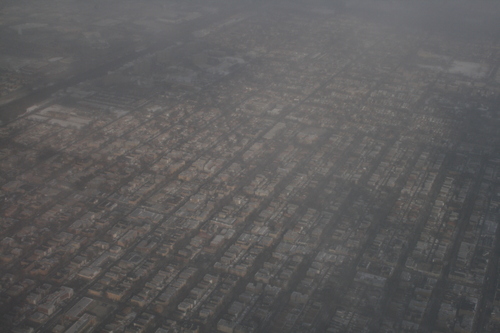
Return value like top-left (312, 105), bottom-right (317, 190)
top-left (0, 1), bottom-right (499, 333)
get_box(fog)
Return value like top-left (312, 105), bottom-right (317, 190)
top-left (0, 1), bottom-right (499, 333)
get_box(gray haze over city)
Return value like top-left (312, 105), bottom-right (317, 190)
top-left (0, 1), bottom-right (500, 333)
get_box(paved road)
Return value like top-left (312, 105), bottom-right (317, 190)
top-left (0, 2), bottom-right (251, 123)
